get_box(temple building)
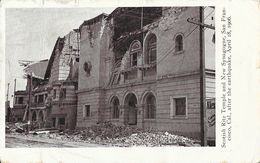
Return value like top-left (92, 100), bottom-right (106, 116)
top-left (11, 7), bottom-right (215, 141)
top-left (76, 7), bottom-right (215, 139)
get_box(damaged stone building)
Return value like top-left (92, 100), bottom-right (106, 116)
top-left (12, 7), bottom-right (215, 139)
top-left (13, 30), bottom-right (80, 130)
top-left (12, 90), bottom-right (28, 122)
top-left (76, 7), bottom-right (215, 138)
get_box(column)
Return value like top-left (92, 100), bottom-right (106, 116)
top-left (136, 104), bottom-right (144, 129)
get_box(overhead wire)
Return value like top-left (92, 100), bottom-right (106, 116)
top-left (155, 8), bottom-right (215, 65)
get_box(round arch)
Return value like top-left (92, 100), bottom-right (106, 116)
top-left (142, 91), bottom-right (156, 119)
top-left (143, 32), bottom-right (157, 64)
top-left (141, 90), bottom-right (156, 105)
top-left (31, 111), bottom-right (37, 122)
top-left (122, 90), bottom-right (139, 105)
top-left (38, 110), bottom-right (44, 122)
top-left (110, 96), bottom-right (120, 105)
top-left (110, 96), bottom-right (120, 119)
top-left (173, 32), bottom-right (184, 52)
top-left (108, 94), bottom-right (121, 105)
top-left (129, 40), bottom-right (142, 53)
top-left (123, 92), bottom-right (138, 125)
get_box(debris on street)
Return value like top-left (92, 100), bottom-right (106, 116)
top-left (6, 122), bottom-right (200, 147)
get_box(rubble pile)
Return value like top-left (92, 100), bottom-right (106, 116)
top-left (110, 132), bottom-right (200, 147)
top-left (6, 122), bottom-right (200, 147)
top-left (80, 122), bottom-right (143, 140)
top-left (6, 122), bottom-right (39, 133)
top-left (59, 122), bottom-right (200, 146)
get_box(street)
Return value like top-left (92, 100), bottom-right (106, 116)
top-left (5, 134), bottom-right (106, 148)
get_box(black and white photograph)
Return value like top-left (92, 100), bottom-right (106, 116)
top-left (1, 0), bottom-right (260, 162)
top-left (4, 7), bottom-right (216, 148)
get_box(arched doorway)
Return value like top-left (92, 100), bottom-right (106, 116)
top-left (144, 93), bottom-right (156, 119)
top-left (111, 96), bottom-right (120, 119)
top-left (32, 111), bottom-right (37, 122)
top-left (38, 111), bottom-right (44, 122)
top-left (124, 93), bottom-right (138, 125)
top-left (38, 111), bottom-right (44, 128)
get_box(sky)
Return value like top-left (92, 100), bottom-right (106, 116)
top-left (5, 7), bottom-right (115, 106)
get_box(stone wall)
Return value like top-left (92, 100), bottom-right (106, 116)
top-left (78, 18), bottom-right (105, 90)
top-left (49, 83), bottom-right (77, 129)
top-left (76, 7), bottom-right (214, 138)
top-left (156, 7), bottom-right (201, 78)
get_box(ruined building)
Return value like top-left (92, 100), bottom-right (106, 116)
top-left (14, 30), bottom-right (80, 130)
top-left (12, 90), bottom-right (28, 122)
top-left (76, 7), bottom-right (215, 139)
top-left (12, 7), bottom-right (215, 140)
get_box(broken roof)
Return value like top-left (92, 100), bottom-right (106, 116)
top-left (79, 13), bottom-right (108, 31)
top-left (24, 59), bottom-right (49, 80)
top-left (107, 7), bottom-right (162, 20)
top-left (44, 37), bottom-right (65, 80)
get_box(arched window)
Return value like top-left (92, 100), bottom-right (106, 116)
top-left (129, 40), bottom-right (141, 67)
top-left (112, 97), bottom-right (120, 119)
top-left (146, 34), bottom-right (157, 64)
top-left (145, 94), bottom-right (156, 119)
top-left (175, 34), bottom-right (183, 52)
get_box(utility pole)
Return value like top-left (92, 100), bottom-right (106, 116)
top-left (13, 78), bottom-right (16, 107)
top-left (187, 17), bottom-right (215, 30)
top-left (28, 72), bottom-right (32, 120)
top-left (6, 83), bottom-right (10, 102)
top-left (199, 7), bottom-right (207, 146)
top-left (14, 78), bottom-right (16, 93)
top-left (187, 7), bottom-right (215, 146)
top-left (6, 83), bottom-right (10, 122)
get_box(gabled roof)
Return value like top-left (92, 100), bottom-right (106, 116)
top-left (44, 37), bottom-right (65, 79)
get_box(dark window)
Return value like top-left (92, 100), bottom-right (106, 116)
top-left (129, 40), bottom-right (141, 67)
top-left (175, 34), bottom-right (183, 52)
top-left (38, 95), bottom-right (44, 104)
top-left (147, 35), bottom-right (157, 64)
top-left (60, 88), bottom-right (66, 99)
top-left (84, 105), bottom-right (90, 117)
top-left (131, 52), bottom-right (138, 67)
top-left (34, 96), bottom-right (38, 104)
top-left (59, 117), bottom-right (65, 125)
top-left (148, 48), bottom-right (156, 63)
top-left (145, 94), bottom-right (156, 119)
top-left (175, 98), bottom-right (186, 115)
top-left (112, 97), bottom-right (120, 119)
top-left (53, 89), bottom-right (56, 99)
top-left (52, 118), bottom-right (56, 127)
top-left (18, 97), bottom-right (24, 104)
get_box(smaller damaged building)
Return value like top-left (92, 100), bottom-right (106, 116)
top-left (12, 90), bottom-right (28, 122)
top-left (76, 7), bottom-right (215, 141)
top-left (20, 30), bottom-right (80, 130)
